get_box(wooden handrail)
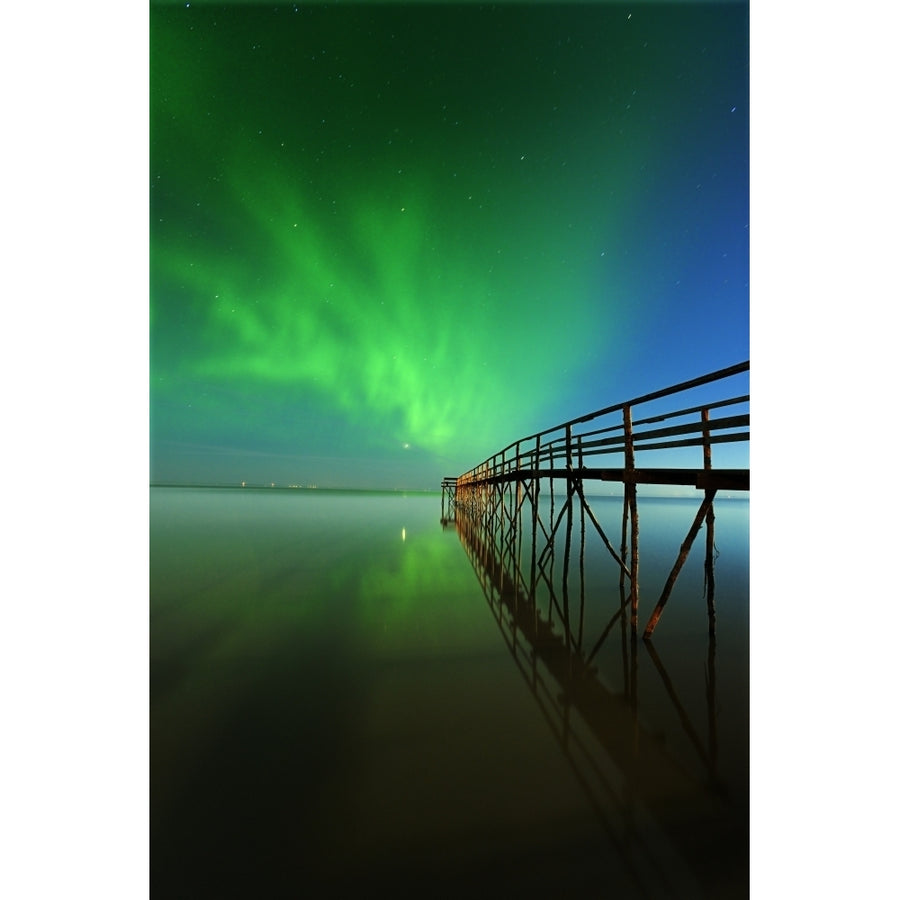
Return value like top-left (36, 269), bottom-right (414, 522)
top-left (455, 362), bottom-right (749, 485)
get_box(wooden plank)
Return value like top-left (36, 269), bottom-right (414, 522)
top-left (631, 393), bottom-right (750, 428)
top-left (695, 469), bottom-right (749, 491)
top-left (475, 467), bottom-right (749, 491)
top-left (572, 430), bottom-right (749, 458)
top-left (586, 468), bottom-right (747, 489)
top-left (571, 393), bottom-right (748, 445)
top-left (577, 413), bottom-right (748, 452)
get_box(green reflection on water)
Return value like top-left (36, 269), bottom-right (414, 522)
top-left (354, 521), bottom-right (501, 660)
top-left (152, 489), bottom-right (592, 894)
top-left (150, 488), bottom-right (749, 897)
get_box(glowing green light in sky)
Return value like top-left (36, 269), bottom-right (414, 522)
top-left (156, 154), bottom-right (617, 461)
top-left (151, 3), bottom-right (749, 487)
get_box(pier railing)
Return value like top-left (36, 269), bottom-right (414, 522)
top-left (455, 360), bottom-right (749, 493)
top-left (443, 361), bottom-right (749, 638)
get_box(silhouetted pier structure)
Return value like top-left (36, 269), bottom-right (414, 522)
top-left (457, 507), bottom-right (748, 896)
top-left (440, 361), bottom-right (750, 893)
top-left (441, 361), bottom-right (749, 638)
top-left (439, 476), bottom-right (457, 524)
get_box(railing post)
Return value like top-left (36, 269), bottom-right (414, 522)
top-left (702, 407), bottom-right (712, 472)
top-left (577, 433), bottom-right (586, 650)
top-left (531, 435), bottom-right (540, 631)
top-left (498, 450), bottom-right (506, 592)
top-left (549, 439), bottom-right (555, 540)
top-left (563, 424), bottom-right (574, 658)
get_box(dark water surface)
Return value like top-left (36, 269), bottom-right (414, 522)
top-left (150, 487), bottom-right (748, 897)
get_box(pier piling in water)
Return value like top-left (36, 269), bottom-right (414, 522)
top-left (448, 361), bottom-right (749, 638)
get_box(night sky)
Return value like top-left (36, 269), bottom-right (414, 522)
top-left (150, 1), bottom-right (749, 489)
top-left (9, 5), bottom-right (899, 895)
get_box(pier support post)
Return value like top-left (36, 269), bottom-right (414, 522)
top-left (702, 408), bottom-right (717, 637)
top-left (623, 405), bottom-right (640, 631)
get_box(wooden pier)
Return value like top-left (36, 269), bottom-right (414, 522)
top-left (441, 361), bottom-right (749, 639)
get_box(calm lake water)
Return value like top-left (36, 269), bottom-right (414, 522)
top-left (150, 486), bottom-right (749, 898)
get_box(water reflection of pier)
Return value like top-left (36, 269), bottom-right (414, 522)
top-left (442, 362), bottom-right (750, 896)
top-left (454, 490), bottom-right (747, 898)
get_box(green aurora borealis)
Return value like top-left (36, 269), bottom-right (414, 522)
top-left (151, 2), bottom-right (749, 488)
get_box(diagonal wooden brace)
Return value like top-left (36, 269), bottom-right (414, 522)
top-left (643, 489), bottom-right (717, 638)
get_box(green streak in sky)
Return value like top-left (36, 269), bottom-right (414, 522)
top-left (154, 125), bottom-right (623, 461)
top-left (150, 3), bottom-right (749, 486)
